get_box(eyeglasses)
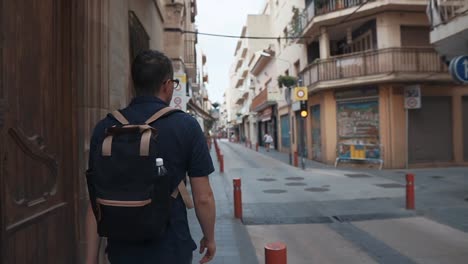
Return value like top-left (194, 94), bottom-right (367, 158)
top-left (165, 79), bottom-right (180, 89)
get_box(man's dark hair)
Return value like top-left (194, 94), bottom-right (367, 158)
top-left (131, 50), bottom-right (173, 96)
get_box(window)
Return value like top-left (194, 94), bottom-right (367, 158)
top-left (351, 30), bottom-right (373, 53)
top-left (307, 41), bottom-right (320, 64)
top-left (401, 26), bottom-right (431, 47)
top-left (294, 60), bottom-right (300, 76)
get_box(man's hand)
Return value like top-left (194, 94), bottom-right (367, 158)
top-left (199, 237), bottom-right (216, 263)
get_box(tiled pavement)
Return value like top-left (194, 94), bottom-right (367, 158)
top-left (187, 140), bottom-right (468, 263)
top-left (187, 146), bottom-right (258, 264)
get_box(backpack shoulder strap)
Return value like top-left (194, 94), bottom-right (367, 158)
top-left (171, 177), bottom-right (194, 209)
top-left (145, 107), bottom-right (180, 125)
top-left (110, 110), bottom-right (130, 125)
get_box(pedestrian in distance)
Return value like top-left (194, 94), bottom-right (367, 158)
top-left (263, 132), bottom-right (273, 152)
top-left (85, 50), bottom-right (216, 264)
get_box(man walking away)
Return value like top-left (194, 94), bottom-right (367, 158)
top-left (85, 50), bottom-right (216, 264)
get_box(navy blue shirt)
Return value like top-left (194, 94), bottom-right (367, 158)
top-left (88, 96), bottom-right (215, 261)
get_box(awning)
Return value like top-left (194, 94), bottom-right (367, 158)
top-left (187, 99), bottom-right (215, 121)
top-left (258, 107), bottom-right (272, 122)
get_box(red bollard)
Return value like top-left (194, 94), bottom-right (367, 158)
top-left (406, 173), bottom-right (415, 210)
top-left (293, 151), bottom-right (298, 167)
top-left (220, 154), bottom-right (224, 173)
top-left (233, 178), bottom-right (242, 219)
top-left (265, 242), bottom-right (287, 264)
top-left (256, 143), bottom-right (259, 152)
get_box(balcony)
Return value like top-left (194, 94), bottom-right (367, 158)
top-left (429, 0), bottom-right (468, 26)
top-left (291, 0), bottom-right (370, 38)
top-left (300, 48), bottom-right (450, 90)
top-left (293, 0), bottom-right (427, 42)
top-left (250, 88), bottom-right (280, 112)
top-left (428, 0), bottom-right (468, 60)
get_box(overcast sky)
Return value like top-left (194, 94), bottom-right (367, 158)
top-left (197, 0), bottom-right (265, 104)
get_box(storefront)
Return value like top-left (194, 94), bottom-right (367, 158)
top-left (408, 96), bottom-right (453, 163)
top-left (311, 104), bottom-right (322, 161)
top-left (280, 114), bottom-right (291, 149)
top-left (335, 88), bottom-right (381, 162)
top-left (464, 96), bottom-right (468, 161)
top-left (257, 106), bottom-right (277, 148)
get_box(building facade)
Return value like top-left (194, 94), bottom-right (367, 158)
top-left (295, 0), bottom-right (466, 168)
top-left (0, 0), bottom-right (209, 262)
top-left (227, 0), bottom-right (307, 151)
top-left (224, 0), bottom-right (467, 169)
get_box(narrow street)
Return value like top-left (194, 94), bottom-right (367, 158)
top-left (189, 139), bottom-right (468, 264)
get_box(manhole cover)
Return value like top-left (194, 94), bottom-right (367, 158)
top-left (285, 177), bottom-right (305, 181)
top-left (375, 183), bottom-right (405, 188)
top-left (263, 189), bottom-right (287, 194)
top-left (285, 182), bottom-right (307, 186)
top-left (305, 187), bottom-right (329, 192)
top-left (431, 176), bottom-right (444, 179)
top-left (258, 178), bottom-right (277, 182)
top-left (346, 174), bottom-right (372, 178)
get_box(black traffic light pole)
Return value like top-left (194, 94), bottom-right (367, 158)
top-left (298, 78), bottom-right (306, 170)
top-left (300, 113), bottom-right (305, 170)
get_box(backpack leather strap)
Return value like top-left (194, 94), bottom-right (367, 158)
top-left (145, 107), bottom-right (179, 125)
top-left (102, 134), bottom-right (113, 156)
top-left (102, 111), bottom-right (129, 156)
top-left (171, 179), bottom-right (194, 209)
top-left (111, 110), bottom-right (130, 125)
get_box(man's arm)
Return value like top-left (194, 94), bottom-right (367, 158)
top-left (190, 176), bottom-right (216, 264)
top-left (85, 202), bottom-right (100, 264)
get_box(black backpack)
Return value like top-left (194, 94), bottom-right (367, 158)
top-left (86, 107), bottom-right (193, 242)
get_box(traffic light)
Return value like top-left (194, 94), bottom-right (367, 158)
top-left (300, 100), bottom-right (308, 118)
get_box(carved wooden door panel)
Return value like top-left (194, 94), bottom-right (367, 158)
top-left (0, 0), bottom-right (78, 263)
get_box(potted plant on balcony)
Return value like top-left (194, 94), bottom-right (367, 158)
top-left (277, 75), bottom-right (297, 89)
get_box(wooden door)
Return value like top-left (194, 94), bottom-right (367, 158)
top-left (0, 0), bottom-right (78, 263)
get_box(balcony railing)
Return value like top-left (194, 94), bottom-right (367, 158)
top-left (250, 88), bottom-right (280, 112)
top-left (301, 48), bottom-right (448, 88)
top-left (315, 0), bottom-right (367, 15)
top-left (429, 0), bottom-right (468, 27)
top-left (290, 0), bottom-right (374, 38)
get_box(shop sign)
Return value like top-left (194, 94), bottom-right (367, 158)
top-left (404, 85), bottom-right (421, 109)
top-left (170, 73), bottom-right (188, 111)
top-left (335, 87), bottom-right (378, 100)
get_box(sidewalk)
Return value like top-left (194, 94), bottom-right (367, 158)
top-left (187, 145), bottom-right (258, 264)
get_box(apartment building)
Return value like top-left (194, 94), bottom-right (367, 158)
top-left (228, 0), bottom-right (308, 151)
top-left (294, 0), bottom-right (466, 168)
top-left (227, 20), bottom-right (272, 144)
top-left (428, 0), bottom-right (468, 61)
top-left (427, 0), bottom-right (468, 164)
